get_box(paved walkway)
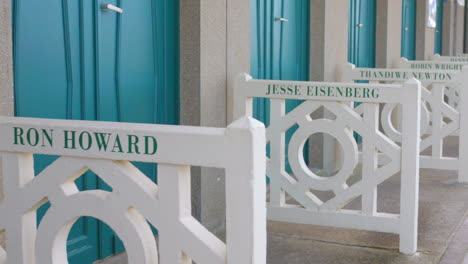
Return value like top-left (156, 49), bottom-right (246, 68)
top-left (267, 168), bottom-right (468, 264)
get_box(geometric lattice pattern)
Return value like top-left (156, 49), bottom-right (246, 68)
top-left (268, 100), bottom-right (401, 213)
top-left (0, 116), bottom-right (267, 264)
top-left (234, 73), bottom-right (422, 254)
top-left (343, 63), bottom-right (468, 183)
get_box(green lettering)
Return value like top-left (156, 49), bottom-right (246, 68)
top-left (111, 135), bottom-right (124, 153)
top-left (41, 129), bottom-right (53, 147)
top-left (13, 127), bottom-right (25, 145)
top-left (336, 87), bottom-right (343, 97)
top-left (346, 87), bottom-right (353, 97)
top-left (371, 88), bottom-right (380, 98)
top-left (144, 136), bottom-right (158, 155)
top-left (64, 130), bottom-right (77, 149)
top-left (363, 88), bottom-right (370, 98)
top-left (79, 131), bottom-right (92, 150)
top-left (128, 135), bottom-right (140, 154)
top-left (94, 132), bottom-right (111, 151)
top-left (26, 128), bottom-right (39, 146)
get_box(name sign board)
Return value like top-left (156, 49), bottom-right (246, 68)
top-left (432, 54), bottom-right (468, 62)
top-left (0, 117), bottom-right (227, 166)
top-left (405, 63), bottom-right (465, 71)
top-left (344, 65), bottom-right (459, 83)
top-left (235, 77), bottom-right (419, 104)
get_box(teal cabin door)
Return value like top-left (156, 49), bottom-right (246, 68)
top-left (251, 0), bottom-right (309, 123)
top-left (348, 0), bottom-right (376, 142)
top-left (435, 0), bottom-right (444, 54)
top-left (348, 0), bottom-right (376, 68)
top-left (251, 0), bottom-right (309, 171)
top-left (12, 0), bottom-right (179, 262)
top-left (401, 0), bottom-right (417, 60)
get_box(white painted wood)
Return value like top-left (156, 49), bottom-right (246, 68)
top-left (0, 117), bottom-right (267, 264)
top-left (399, 57), bottom-right (468, 71)
top-left (362, 104), bottom-right (378, 216)
top-left (234, 74), bottom-right (422, 254)
top-left (343, 63), bottom-right (468, 183)
top-left (458, 67), bottom-right (468, 183)
top-left (0, 246), bottom-right (5, 264)
top-left (398, 78), bottom-right (421, 254)
top-left (432, 54), bottom-right (468, 62)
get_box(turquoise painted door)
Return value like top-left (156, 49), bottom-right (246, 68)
top-left (348, 0), bottom-right (376, 142)
top-left (251, 0), bottom-right (309, 123)
top-left (12, 0), bottom-right (179, 262)
top-left (348, 0), bottom-right (376, 68)
top-left (435, 0), bottom-right (444, 54)
top-left (401, 0), bottom-right (417, 60)
top-left (251, 0), bottom-right (309, 171)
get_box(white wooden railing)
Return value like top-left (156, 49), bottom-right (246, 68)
top-left (342, 64), bottom-right (468, 184)
top-left (432, 54), bottom-right (468, 62)
top-left (233, 74), bottom-right (422, 254)
top-left (398, 57), bottom-right (467, 110)
top-left (0, 116), bottom-right (267, 264)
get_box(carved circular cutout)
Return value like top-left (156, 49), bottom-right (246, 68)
top-left (306, 132), bottom-right (344, 177)
top-left (288, 119), bottom-right (358, 192)
top-left (36, 191), bottom-right (158, 264)
top-left (381, 102), bottom-right (430, 142)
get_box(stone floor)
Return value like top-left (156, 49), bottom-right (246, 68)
top-left (99, 138), bottom-right (468, 264)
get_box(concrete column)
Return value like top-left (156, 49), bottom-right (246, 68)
top-left (455, 2), bottom-right (465, 54)
top-left (310, 0), bottom-right (349, 82)
top-left (180, 0), bottom-right (250, 238)
top-left (0, 0), bottom-right (14, 248)
top-left (464, 3), bottom-right (468, 52)
top-left (465, 2), bottom-right (468, 52)
top-left (309, 0), bottom-right (349, 172)
top-left (376, 0), bottom-right (403, 67)
top-left (442, 0), bottom-right (456, 56)
top-left (416, 0), bottom-right (436, 59)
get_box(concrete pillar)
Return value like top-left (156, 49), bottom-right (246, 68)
top-left (416, 0), bottom-right (436, 59)
top-left (376, 0), bottom-right (403, 67)
top-left (180, 0), bottom-right (250, 238)
top-left (0, 0), bottom-right (14, 248)
top-left (464, 2), bottom-right (468, 52)
top-left (465, 2), bottom-right (468, 53)
top-left (442, 0), bottom-right (456, 56)
top-left (309, 0), bottom-right (349, 172)
top-left (455, 1), bottom-right (465, 54)
top-left (310, 0), bottom-right (349, 82)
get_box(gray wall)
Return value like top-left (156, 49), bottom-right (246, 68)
top-left (442, 0), bottom-right (455, 56)
top-left (0, 0), bottom-right (14, 248)
top-left (179, 0), bottom-right (250, 237)
top-left (455, 2), bottom-right (465, 54)
top-left (309, 0), bottom-right (349, 170)
top-left (376, 0), bottom-right (402, 67)
top-left (416, 0), bottom-right (436, 59)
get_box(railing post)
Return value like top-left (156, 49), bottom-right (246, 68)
top-left (458, 66), bottom-right (468, 183)
top-left (399, 79), bottom-right (421, 254)
top-left (225, 117), bottom-right (266, 264)
top-left (2, 153), bottom-right (36, 264)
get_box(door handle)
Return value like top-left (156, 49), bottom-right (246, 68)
top-left (101, 4), bottom-right (123, 13)
top-left (357, 23), bottom-right (364, 27)
top-left (404, 27), bottom-right (409, 31)
top-left (275, 17), bottom-right (289, 22)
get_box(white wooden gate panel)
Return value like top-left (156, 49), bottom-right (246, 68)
top-left (398, 58), bottom-right (467, 110)
top-left (341, 63), bottom-right (468, 184)
top-left (234, 74), bottom-right (422, 254)
top-left (0, 117), bottom-right (267, 264)
top-left (432, 54), bottom-right (468, 62)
